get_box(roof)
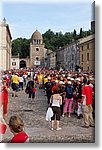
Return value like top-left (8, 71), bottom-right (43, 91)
top-left (79, 34), bottom-right (95, 45)
top-left (31, 30), bottom-right (43, 40)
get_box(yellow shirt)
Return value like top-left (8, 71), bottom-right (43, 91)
top-left (38, 74), bottom-right (43, 82)
top-left (12, 75), bottom-right (19, 84)
top-left (44, 77), bottom-right (48, 84)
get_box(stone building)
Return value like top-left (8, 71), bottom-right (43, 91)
top-left (56, 40), bottom-right (80, 71)
top-left (11, 54), bottom-right (20, 69)
top-left (64, 41), bottom-right (80, 71)
top-left (46, 49), bottom-right (56, 69)
top-left (56, 47), bottom-right (65, 70)
top-left (30, 30), bottom-right (47, 68)
top-left (0, 18), bottom-right (12, 70)
top-left (79, 34), bottom-right (95, 72)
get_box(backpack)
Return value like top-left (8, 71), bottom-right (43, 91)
top-left (66, 86), bottom-right (73, 99)
top-left (46, 82), bottom-right (52, 92)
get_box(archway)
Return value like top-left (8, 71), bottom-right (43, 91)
top-left (20, 60), bottom-right (26, 68)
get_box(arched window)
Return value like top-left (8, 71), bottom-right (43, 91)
top-left (36, 48), bottom-right (39, 51)
top-left (36, 57), bottom-right (39, 61)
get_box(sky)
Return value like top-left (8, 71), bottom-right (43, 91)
top-left (0, 0), bottom-right (94, 40)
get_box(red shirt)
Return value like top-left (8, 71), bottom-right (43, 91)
top-left (52, 84), bottom-right (58, 93)
top-left (82, 85), bottom-right (93, 105)
top-left (11, 131), bottom-right (29, 143)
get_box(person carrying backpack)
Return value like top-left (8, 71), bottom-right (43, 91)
top-left (62, 81), bottom-right (73, 118)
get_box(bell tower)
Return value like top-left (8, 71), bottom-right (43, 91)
top-left (30, 30), bottom-right (46, 68)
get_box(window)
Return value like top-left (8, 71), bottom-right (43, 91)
top-left (87, 43), bottom-right (89, 49)
top-left (87, 53), bottom-right (89, 61)
top-left (36, 48), bottom-right (39, 51)
top-left (72, 54), bottom-right (74, 60)
top-left (82, 54), bottom-right (83, 62)
top-left (12, 62), bottom-right (16, 66)
top-left (36, 57), bottom-right (39, 61)
top-left (82, 46), bottom-right (83, 51)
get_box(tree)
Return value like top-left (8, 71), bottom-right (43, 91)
top-left (79, 28), bottom-right (83, 38)
top-left (12, 29), bottom-right (93, 56)
top-left (12, 38), bottom-right (30, 58)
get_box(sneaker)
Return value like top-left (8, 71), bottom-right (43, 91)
top-left (15, 95), bottom-right (18, 97)
top-left (56, 127), bottom-right (62, 131)
top-left (81, 125), bottom-right (89, 128)
top-left (51, 128), bottom-right (54, 131)
top-left (89, 125), bottom-right (95, 127)
top-left (62, 114), bottom-right (64, 117)
top-left (77, 116), bottom-right (81, 119)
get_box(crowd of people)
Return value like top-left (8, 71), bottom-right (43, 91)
top-left (0, 68), bottom-right (95, 142)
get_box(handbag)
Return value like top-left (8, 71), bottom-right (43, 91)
top-left (46, 107), bottom-right (53, 121)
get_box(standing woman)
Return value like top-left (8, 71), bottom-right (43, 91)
top-left (62, 81), bottom-right (73, 118)
top-left (50, 87), bottom-right (62, 130)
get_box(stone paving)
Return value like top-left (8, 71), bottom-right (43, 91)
top-left (4, 86), bottom-right (95, 143)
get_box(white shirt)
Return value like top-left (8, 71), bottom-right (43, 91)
top-left (52, 96), bottom-right (61, 107)
top-left (19, 77), bottom-right (24, 82)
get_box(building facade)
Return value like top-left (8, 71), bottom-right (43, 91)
top-left (0, 18), bottom-right (12, 70)
top-left (46, 49), bottom-right (56, 69)
top-left (30, 30), bottom-right (47, 68)
top-left (56, 47), bottom-right (65, 70)
top-left (79, 34), bottom-right (95, 72)
top-left (11, 54), bottom-right (20, 69)
top-left (64, 41), bottom-right (80, 71)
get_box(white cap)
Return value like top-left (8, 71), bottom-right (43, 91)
top-left (67, 77), bottom-right (71, 80)
top-left (59, 81), bottom-right (65, 84)
top-left (89, 78), bottom-right (95, 81)
top-left (55, 80), bottom-right (58, 83)
top-left (68, 81), bottom-right (71, 84)
top-left (62, 74), bottom-right (65, 77)
top-left (76, 78), bottom-right (81, 82)
top-left (70, 78), bottom-right (74, 81)
top-left (48, 77), bottom-right (51, 80)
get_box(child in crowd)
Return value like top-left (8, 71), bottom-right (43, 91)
top-left (8, 116), bottom-right (29, 143)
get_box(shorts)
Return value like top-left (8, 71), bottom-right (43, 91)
top-left (39, 82), bottom-right (42, 85)
top-left (51, 106), bottom-right (61, 121)
top-left (12, 83), bottom-right (18, 91)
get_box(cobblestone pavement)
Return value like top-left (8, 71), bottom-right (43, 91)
top-left (4, 85), bottom-right (95, 143)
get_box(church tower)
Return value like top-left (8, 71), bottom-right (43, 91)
top-left (30, 29), bottom-right (47, 68)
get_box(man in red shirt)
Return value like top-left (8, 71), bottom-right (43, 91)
top-left (81, 79), bottom-right (95, 128)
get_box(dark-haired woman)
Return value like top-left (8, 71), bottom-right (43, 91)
top-left (50, 87), bottom-right (62, 131)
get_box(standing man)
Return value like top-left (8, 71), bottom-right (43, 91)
top-left (81, 79), bottom-right (95, 128)
top-left (26, 76), bottom-right (35, 99)
top-left (11, 72), bottom-right (19, 97)
top-left (45, 77), bottom-right (52, 105)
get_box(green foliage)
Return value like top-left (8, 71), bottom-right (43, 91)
top-left (12, 28), bottom-right (93, 56)
top-left (12, 38), bottom-right (30, 58)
